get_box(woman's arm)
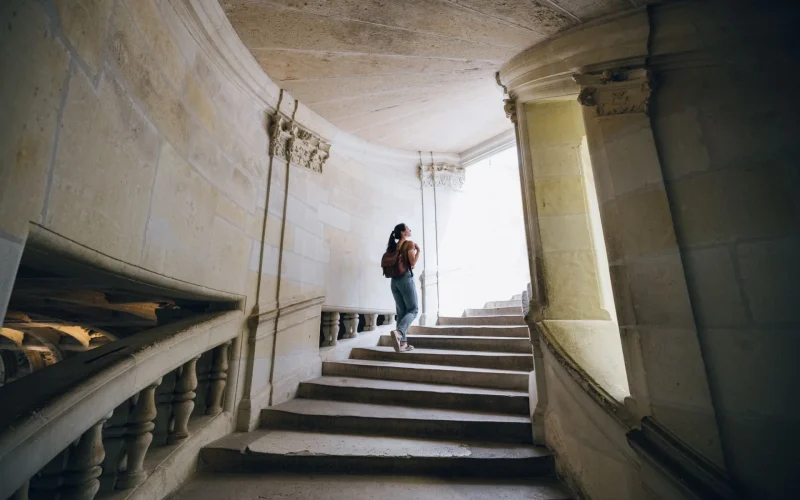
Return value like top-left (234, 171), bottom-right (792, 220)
top-left (406, 241), bottom-right (420, 268)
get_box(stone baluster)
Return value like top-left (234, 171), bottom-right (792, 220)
top-left (206, 342), bottom-right (231, 415)
top-left (99, 402), bottom-right (130, 493)
top-left (116, 377), bottom-right (161, 490)
top-left (168, 356), bottom-right (200, 444)
top-left (364, 313), bottom-right (378, 331)
top-left (341, 313), bottom-right (358, 339)
top-left (59, 412), bottom-right (112, 500)
top-left (384, 313), bottom-right (396, 324)
top-left (321, 312), bottom-right (340, 346)
top-left (29, 449), bottom-right (69, 499)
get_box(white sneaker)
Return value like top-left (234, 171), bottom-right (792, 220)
top-left (390, 330), bottom-right (402, 352)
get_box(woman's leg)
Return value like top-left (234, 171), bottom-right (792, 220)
top-left (395, 276), bottom-right (419, 342)
top-left (390, 279), bottom-right (406, 351)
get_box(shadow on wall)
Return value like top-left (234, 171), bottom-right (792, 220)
top-left (437, 147), bottom-right (530, 315)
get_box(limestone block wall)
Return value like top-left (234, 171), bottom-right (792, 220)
top-left (0, 0), bottom-right (425, 434)
top-left (648, 4), bottom-right (800, 497)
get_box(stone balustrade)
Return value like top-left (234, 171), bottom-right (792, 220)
top-left (0, 311), bottom-right (242, 500)
top-left (320, 307), bottom-right (395, 347)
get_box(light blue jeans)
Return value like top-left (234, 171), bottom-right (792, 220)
top-left (390, 270), bottom-right (418, 341)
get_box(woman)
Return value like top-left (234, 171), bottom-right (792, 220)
top-left (387, 223), bottom-right (420, 352)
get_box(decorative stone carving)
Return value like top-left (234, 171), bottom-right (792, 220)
top-left (269, 114), bottom-right (292, 160)
top-left (206, 342), bottom-right (231, 416)
top-left (419, 163), bottom-right (466, 191)
top-left (321, 312), bottom-right (340, 346)
top-left (574, 68), bottom-right (652, 116)
top-left (341, 313), bottom-right (358, 339)
top-left (503, 97), bottom-right (517, 124)
top-left (116, 378), bottom-right (162, 490)
top-left (168, 357), bottom-right (199, 445)
top-left (384, 313), bottom-right (396, 324)
top-left (363, 313), bottom-right (378, 332)
top-left (269, 112), bottom-right (331, 172)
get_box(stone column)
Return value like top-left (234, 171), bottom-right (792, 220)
top-left (116, 378), bottom-right (161, 489)
top-left (575, 67), bottom-right (724, 467)
top-left (363, 313), bottom-right (378, 331)
top-left (206, 341), bottom-right (231, 416)
top-left (384, 313), bottom-right (395, 325)
top-left (321, 312), bottom-right (340, 346)
top-left (341, 313), bottom-right (358, 339)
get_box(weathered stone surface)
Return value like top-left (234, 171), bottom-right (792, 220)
top-left (0, 0), bottom-right (69, 238)
top-left (140, 142), bottom-right (217, 281)
top-left (737, 239), bottom-right (800, 324)
top-left (683, 247), bottom-right (747, 327)
top-left (48, 71), bottom-right (159, 263)
top-left (56, 0), bottom-right (113, 72)
top-left (110, 4), bottom-right (191, 154)
top-left (534, 176), bottom-right (588, 216)
top-left (614, 187), bottom-right (676, 258)
top-left (538, 215), bottom-right (593, 252)
top-left (625, 253), bottom-right (695, 329)
top-left (122, 0), bottom-right (188, 90)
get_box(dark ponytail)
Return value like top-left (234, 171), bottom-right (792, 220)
top-left (386, 223), bottom-right (406, 252)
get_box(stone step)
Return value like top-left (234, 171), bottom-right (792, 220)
top-left (511, 293), bottom-right (523, 300)
top-left (260, 399), bottom-right (533, 443)
top-left (323, 359), bottom-right (529, 391)
top-left (297, 376), bottom-right (530, 415)
top-left (379, 334), bottom-right (531, 353)
top-left (410, 324), bottom-right (530, 338)
top-left (464, 306), bottom-right (523, 316)
top-left (438, 315), bottom-right (527, 326)
top-left (484, 299), bottom-right (522, 308)
top-left (200, 430), bottom-right (556, 479)
top-left (351, 346), bottom-right (533, 372)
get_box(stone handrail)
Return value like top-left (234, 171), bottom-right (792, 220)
top-left (320, 306), bottom-right (396, 347)
top-left (0, 310), bottom-right (242, 500)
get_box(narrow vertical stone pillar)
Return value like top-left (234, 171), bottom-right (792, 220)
top-left (168, 357), bottom-right (200, 444)
top-left (206, 342), bottom-right (231, 416)
top-left (341, 313), bottom-right (358, 339)
top-left (363, 313), bottom-right (378, 331)
top-left (575, 67), bottom-right (724, 467)
top-left (384, 313), bottom-right (396, 324)
top-left (321, 312), bottom-right (340, 346)
top-left (60, 412), bottom-right (112, 500)
top-left (116, 377), bottom-right (161, 489)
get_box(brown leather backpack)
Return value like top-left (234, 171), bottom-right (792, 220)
top-left (381, 241), bottom-right (409, 278)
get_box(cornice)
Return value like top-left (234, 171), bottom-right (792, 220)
top-left (499, 9), bottom-right (649, 102)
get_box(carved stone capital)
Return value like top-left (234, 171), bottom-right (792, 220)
top-left (574, 68), bottom-right (652, 116)
top-left (418, 163), bottom-right (465, 191)
top-left (503, 97), bottom-right (517, 124)
top-left (269, 112), bottom-right (331, 172)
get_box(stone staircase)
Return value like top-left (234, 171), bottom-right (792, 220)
top-left (187, 298), bottom-right (572, 499)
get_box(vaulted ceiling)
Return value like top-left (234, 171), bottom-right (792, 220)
top-left (222, 0), bottom-right (643, 153)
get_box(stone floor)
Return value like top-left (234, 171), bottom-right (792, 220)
top-left (170, 473), bottom-right (573, 500)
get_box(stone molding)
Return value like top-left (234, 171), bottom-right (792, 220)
top-left (269, 113), bottom-right (331, 173)
top-left (498, 9), bottom-right (649, 102)
top-left (459, 129), bottom-right (516, 167)
top-left (574, 68), bottom-right (653, 116)
top-left (418, 162), bottom-right (466, 191)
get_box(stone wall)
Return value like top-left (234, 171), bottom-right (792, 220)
top-left (501, 2), bottom-right (799, 498)
top-left (649, 3), bottom-right (800, 497)
top-left (0, 0), bottom-right (424, 431)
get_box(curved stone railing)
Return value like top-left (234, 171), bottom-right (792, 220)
top-left (0, 310), bottom-right (242, 500)
top-left (320, 306), bottom-right (395, 347)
